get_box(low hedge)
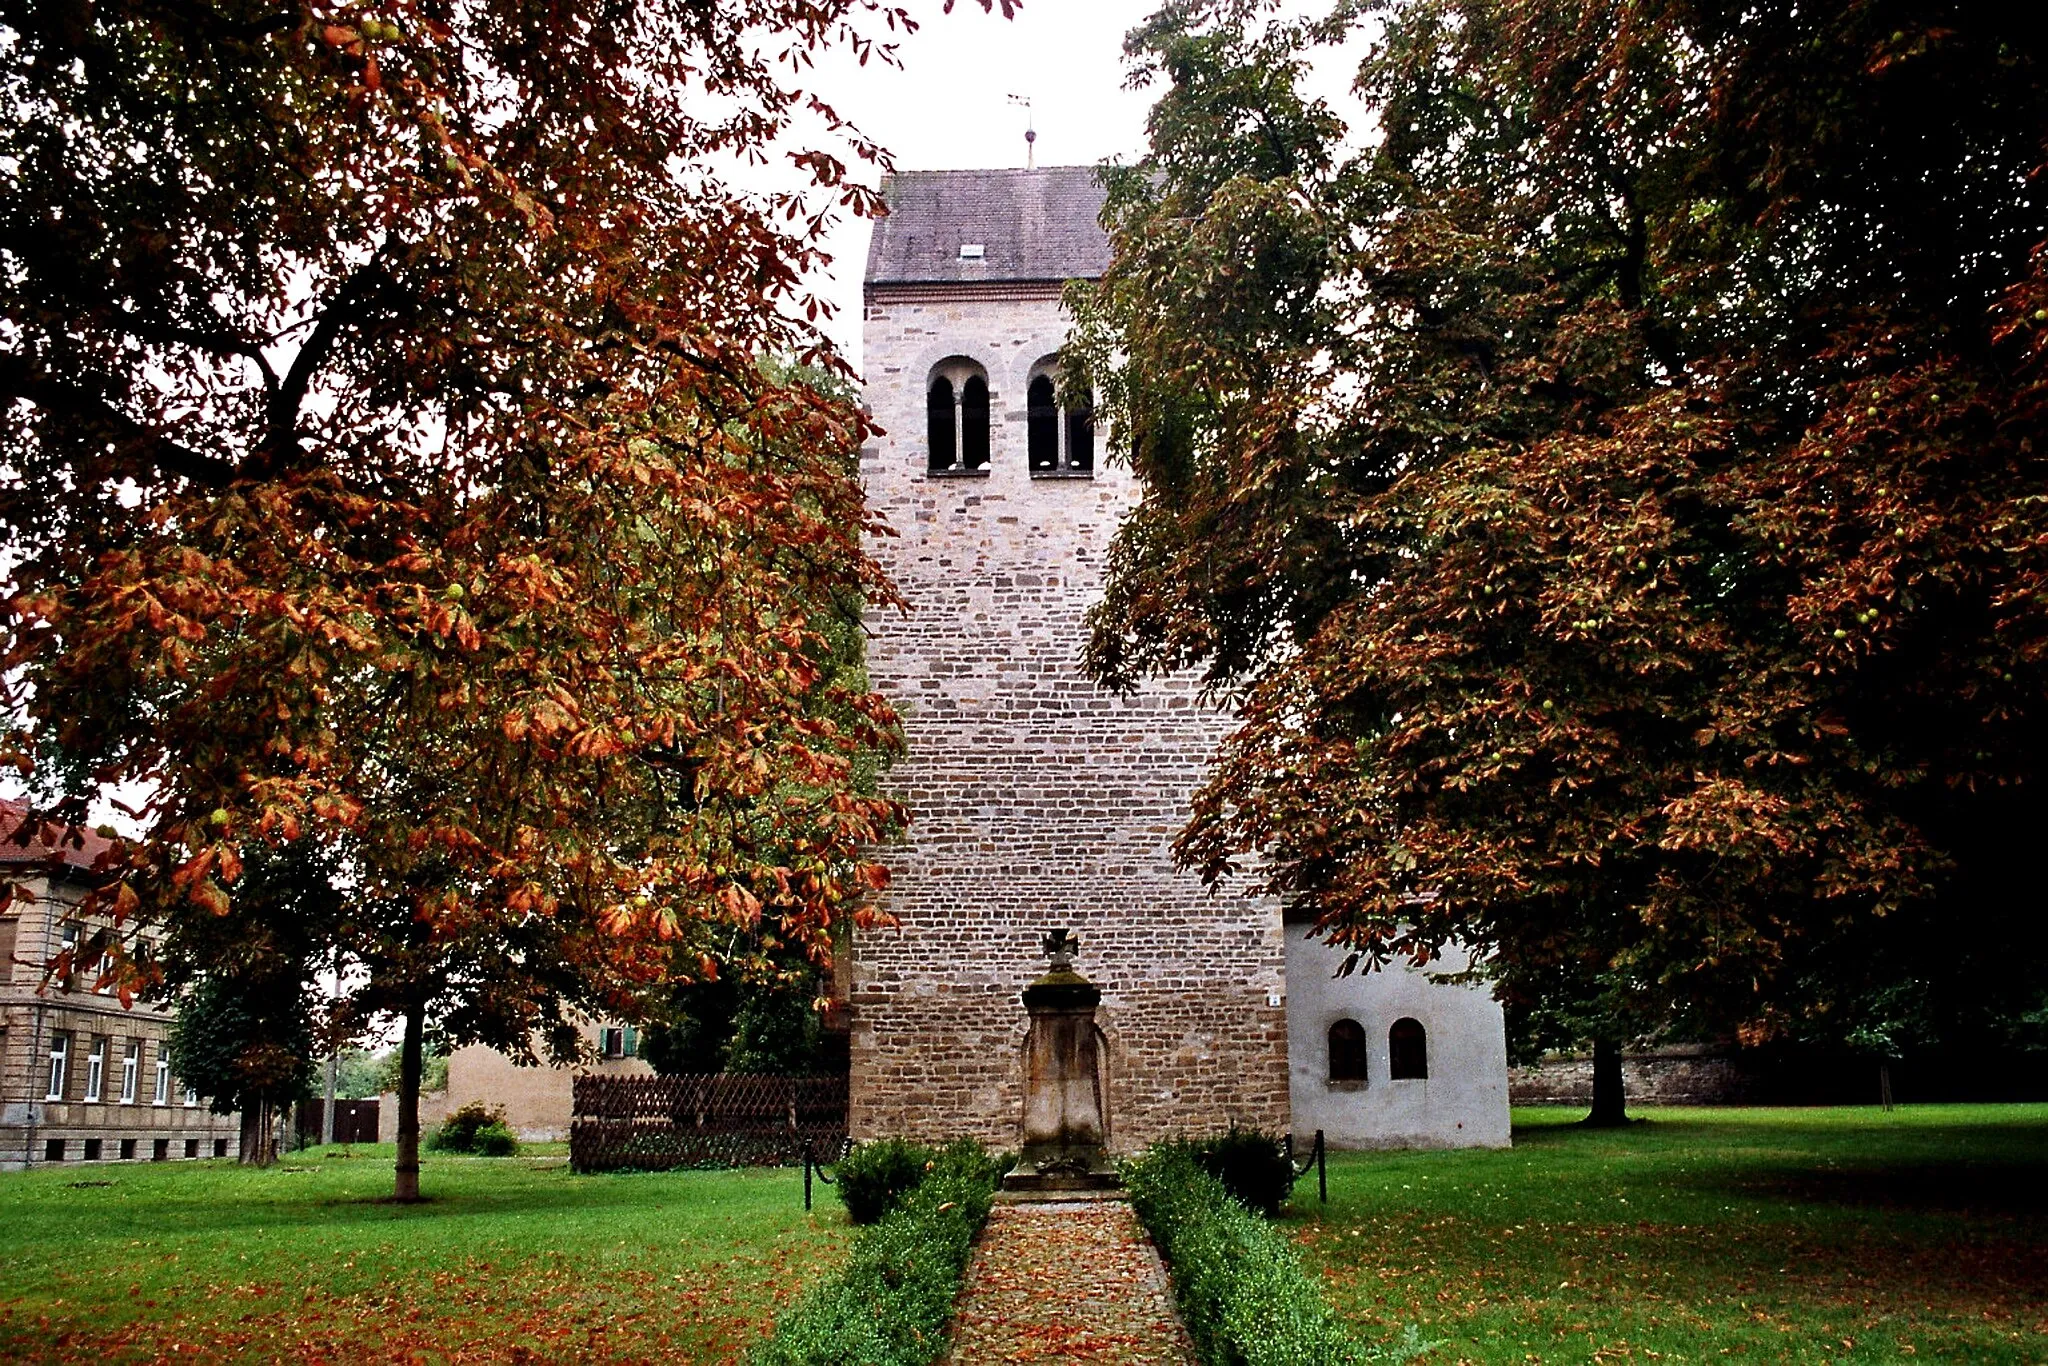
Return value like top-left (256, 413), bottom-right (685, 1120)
top-left (834, 1137), bottom-right (938, 1224)
top-left (753, 1140), bottom-right (999, 1366)
top-left (1125, 1144), bottom-right (1426, 1366)
top-left (1184, 1128), bottom-right (1296, 1217)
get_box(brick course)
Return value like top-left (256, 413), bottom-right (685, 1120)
top-left (851, 284), bottom-right (1290, 1151)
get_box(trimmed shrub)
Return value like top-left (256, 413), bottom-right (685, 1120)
top-left (1186, 1128), bottom-right (1296, 1217)
top-left (470, 1120), bottom-right (518, 1156)
top-left (1125, 1144), bottom-right (1427, 1366)
top-left (753, 1139), bottom-right (998, 1366)
top-left (833, 1136), bottom-right (937, 1225)
top-left (427, 1102), bottom-right (517, 1155)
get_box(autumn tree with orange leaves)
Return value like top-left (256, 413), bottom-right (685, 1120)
top-left (0, 0), bottom-right (1016, 1196)
top-left (1074, 0), bottom-right (2048, 1122)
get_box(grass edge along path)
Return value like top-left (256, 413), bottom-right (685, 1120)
top-left (752, 1141), bottom-right (999, 1366)
top-left (1125, 1144), bottom-right (1429, 1366)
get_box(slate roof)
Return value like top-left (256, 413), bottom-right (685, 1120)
top-left (865, 167), bottom-right (1111, 286)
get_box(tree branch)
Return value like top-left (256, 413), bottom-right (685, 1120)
top-left (121, 316), bottom-right (280, 400)
top-left (261, 255), bottom-right (392, 474)
top-left (0, 355), bottom-right (238, 490)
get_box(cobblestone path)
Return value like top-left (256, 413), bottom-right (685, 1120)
top-left (942, 1198), bottom-right (1195, 1364)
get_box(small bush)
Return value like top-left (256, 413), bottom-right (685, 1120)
top-left (753, 1139), bottom-right (998, 1366)
top-left (427, 1102), bottom-right (515, 1154)
top-left (833, 1137), bottom-right (937, 1224)
top-left (1125, 1144), bottom-right (1428, 1366)
top-left (1185, 1128), bottom-right (1297, 1217)
top-left (470, 1120), bottom-right (518, 1156)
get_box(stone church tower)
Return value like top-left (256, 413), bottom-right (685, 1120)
top-left (849, 167), bottom-right (1294, 1150)
top-left (850, 166), bottom-right (1511, 1153)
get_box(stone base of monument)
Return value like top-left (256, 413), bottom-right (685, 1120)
top-left (994, 1184), bottom-right (1127, 1205)
top-left (1000, 1145), bottom-right (1121, 1194)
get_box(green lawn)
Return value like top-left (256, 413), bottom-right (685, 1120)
top-left (9, 1109), bottom-right (2042, 1364)
top-left (1291, 1105), bottom-right (2048, 1365)
top-left (0, 1146), bottom-right (849, 1364)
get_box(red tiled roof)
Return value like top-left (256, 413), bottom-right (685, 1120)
top-left (0, 798), bottom-right (119, 873)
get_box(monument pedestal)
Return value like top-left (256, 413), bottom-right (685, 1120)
top-left (1002, 946), bottom-right (1119, 1193)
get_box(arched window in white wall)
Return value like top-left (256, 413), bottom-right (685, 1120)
top-left (1026, 355), bottom-right (1094, 476)
top-left (1327, 1018), bottom-right (1368, 1083)
top-left (926, 358), bottom-right (990, 474)
top-left (1389, 1017), bottom-right (1428, 1080)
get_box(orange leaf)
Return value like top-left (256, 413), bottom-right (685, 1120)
top-left (190, 878), bottom-right (231, 917)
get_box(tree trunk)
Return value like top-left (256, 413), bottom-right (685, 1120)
top-left (322, 1051), bottom-right (338, 1145)
top-left (393, 1001), bottom-right (424, 1202)
top-left (239, 1097), bottom-right (276, 1165)
top-left (1584, 1037), bottom-right (1629, 1127)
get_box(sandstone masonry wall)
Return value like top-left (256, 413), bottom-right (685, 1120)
top-left (851, 286), bottom-right (1290, 1152)
top-left (1508, 1046), bottom-right (1767, 1107)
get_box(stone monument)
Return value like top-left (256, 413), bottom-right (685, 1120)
top-left (1002, 928), bottom-right (1119, 1192)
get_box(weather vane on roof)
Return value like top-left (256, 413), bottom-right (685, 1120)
top-left (1007, 94), bottom-right (1035, 171)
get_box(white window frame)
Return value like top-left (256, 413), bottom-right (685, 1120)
top-left (183, 1082), bottom-right (198, 1108)
top-left (46, 1032), bottom-right (69, 1100)
top-left (120, 1039), bottom-right (139, 1103)
top-left (153, 1054), bottom-right (169, 1106)
top-left (84, 1036), bottom-right (105, 1102)
top-left (94, 951), bottom-right (116, 995)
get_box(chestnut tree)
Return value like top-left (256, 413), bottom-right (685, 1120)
top-left (1072, 0), bottom-right (2048, 1120)
top-left (0, 0), bottom-right (998, 1195)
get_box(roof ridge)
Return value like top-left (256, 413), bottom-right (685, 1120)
top-left (883, 165), bottom-right (1102, 175)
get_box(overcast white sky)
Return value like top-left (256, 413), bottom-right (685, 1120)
top-left (792, 0), bottom-right (1373, 368)
top-left (794, 0), bottom-right (1166, 366)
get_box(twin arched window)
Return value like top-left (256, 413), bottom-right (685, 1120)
top-left (1027, 364), bottom-right (1093, 475)
top-left (928, 359), bottom-right (990, 474)
top-left (927, 357), bottom-right (1092, 476)
top-left (1326, 1016), bottom-right (1430, 1084)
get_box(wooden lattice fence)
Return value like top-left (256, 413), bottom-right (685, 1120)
top-left (569, 1073), bottom-right (849, 1172)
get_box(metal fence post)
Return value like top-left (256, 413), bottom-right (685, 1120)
top-left (803, 1140), bottom-right (814, 1212)
top-left (1316, 1129), bottom-right (1327, 1204)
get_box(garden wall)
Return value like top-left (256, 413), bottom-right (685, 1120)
top-left (1510, 1045), bottom-right (1764, 1107)
top-left (568, 1073), bottom-right (848, 1171)
top-left (1509, 1044), bottom-right (2048, 1107)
